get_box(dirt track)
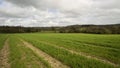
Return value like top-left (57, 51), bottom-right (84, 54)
top-left (37, 40), bottom-right (118, 67)
top-left (0, 39), bottom-right (10, 68)
top-left (21, 39), bottom-right (69, 68)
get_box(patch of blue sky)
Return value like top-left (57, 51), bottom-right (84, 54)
top-left (0, 0), bottom-right (7, 8)
top-left (0, 0), bottom-right (3, 4)
top-left (0, 0), bottom-right (4, 7)
top-left (47, 8), bottom-right (60, 18)
top-left (48, 8), bottom-right (59, 14)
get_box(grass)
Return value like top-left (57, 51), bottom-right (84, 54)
top-left (8, 36), bottom-right (51, 68)
top-left (0, 34), bottom-right (8, 50)
top-left (18, 33), bottom-right (120, 65)
top-left (18, 34), bottom-right (115, 68)
top-left (0, 33), bottom-right (119, 68)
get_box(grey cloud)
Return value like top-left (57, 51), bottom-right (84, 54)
top-left (0, 10), bottom-right (26, 18)
top-left (5, 0), bottom-right (39, 7)
top-left (0, 0), bottom-right (120, 27)
top-left (5, 0), bottom-right (58, 10)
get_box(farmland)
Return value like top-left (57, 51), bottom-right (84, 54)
top-left (0, 33), bottom-right (120, 68)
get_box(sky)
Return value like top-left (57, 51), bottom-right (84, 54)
top-left (0, 0), bottom-right (120, 27)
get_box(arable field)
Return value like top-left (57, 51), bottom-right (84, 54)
top-left (0, 33), bottom-right (120, 68)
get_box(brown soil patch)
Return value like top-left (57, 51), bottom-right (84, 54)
top-left (0, 39), bottom-right (10, 68)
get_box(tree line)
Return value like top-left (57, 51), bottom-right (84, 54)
top-left (59, 24), bottom-right (120, 34)
top-left (0, 24), bottom-right (120, 34)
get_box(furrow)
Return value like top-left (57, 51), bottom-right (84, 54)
top-left (21, 39), bottom-right (69, 68)
top-left (0, 39), bottom-right (10, 68)
top-left (38, 40), bottom-right (118, 67)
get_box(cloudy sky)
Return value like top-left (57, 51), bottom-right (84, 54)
top-left (0, 0), bottom-right (120, 27)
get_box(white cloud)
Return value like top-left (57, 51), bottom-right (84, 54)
top-left (0, 0), bottom-right (120, 27)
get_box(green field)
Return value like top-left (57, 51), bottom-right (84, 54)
top-left (0, 33), bottom-right (120, 68)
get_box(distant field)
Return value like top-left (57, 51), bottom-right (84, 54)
top-left (0, 33), bottom-right (120, 68)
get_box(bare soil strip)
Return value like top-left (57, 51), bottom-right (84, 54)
top-left (21, 39), bottom-right (69, 68)
top-left (18, 44), bottom-right (47, 68)
top-left (0, 39), bottom-right (10, 68)
top-left (38, 40), bottom-right (118, 67)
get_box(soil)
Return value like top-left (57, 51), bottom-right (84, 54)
top-left (21, 39), bottom-right (69, 68)
top-left (0, 39), bottom-right (10, 68)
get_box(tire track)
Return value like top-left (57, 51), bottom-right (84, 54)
top-left (17, 44), bottom-right (48, 68)
top-left (0, 39), bottom-right (10, 68)
top-left (20, 39), bottom-right (69, 68)
top-left (37, 40), bottom-right (118, 67)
